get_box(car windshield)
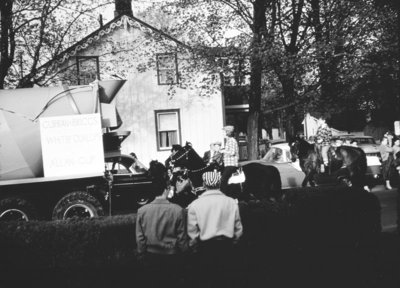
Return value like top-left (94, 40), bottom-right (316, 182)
top-left (338, 137), bottom-right (375, 145)
top-left (355, 138), bottom-right (376, 144)
top-left (105, 156), bottom-right (148, 175)
top-left (263, 147), bottom-right (288, 163)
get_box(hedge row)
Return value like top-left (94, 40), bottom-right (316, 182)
top-left (0, 185), bottom-right (383, 287)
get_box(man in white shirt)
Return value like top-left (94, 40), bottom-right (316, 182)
top-left (187, 171), bottom-right (243, 287)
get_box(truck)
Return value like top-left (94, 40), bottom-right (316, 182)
top-left (0, 80), bottom-right (154, 221)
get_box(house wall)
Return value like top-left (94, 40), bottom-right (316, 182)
top-left (55, 16), bottom-right (224, 167)
top-left (117, 70), bottom-right (224, 165)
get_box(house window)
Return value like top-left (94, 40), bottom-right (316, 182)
top-left (156, 53), bottom-right (178, 85)
top-left (76, 56), bottom-right (100, 85)
top-left (155, 109), bottom-right (181, 150)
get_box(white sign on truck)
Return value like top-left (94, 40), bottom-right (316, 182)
top-left (40, 113), bottom-right (105, 178)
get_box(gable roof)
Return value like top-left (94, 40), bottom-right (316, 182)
top-left (44, 14), bottom-right (192, 68)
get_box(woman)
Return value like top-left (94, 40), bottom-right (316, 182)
top-left (379, 136), bottom-right (394, 190)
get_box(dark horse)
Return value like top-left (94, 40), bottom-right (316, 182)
top-left (291, 137), bottom-right (367, 189)
top-left (165, 142), bottom-right (283, 204)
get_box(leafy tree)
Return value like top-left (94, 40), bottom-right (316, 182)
top-left (0, 0), bottom-right (112, 89)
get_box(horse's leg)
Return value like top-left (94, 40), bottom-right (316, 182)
top-left (308, 169), bottom-right (317, 187)
top-left (302, 172), bottom-right (309, 187)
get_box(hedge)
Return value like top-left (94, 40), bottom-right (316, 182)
top-left (0, 185), bottom-right (383, 288)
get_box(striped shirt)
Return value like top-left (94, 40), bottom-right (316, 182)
top-left (223, 137), bottom-right (239, 167)
top-left (316, 125), bottom-right (332, 146)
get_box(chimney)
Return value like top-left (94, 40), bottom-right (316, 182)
top-left (114, 0), bottom-right (133, 18)
top-left (98, 14), bottom-right (103, 27)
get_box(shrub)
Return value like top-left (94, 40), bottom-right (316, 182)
top-left (0, 185), bottom-right (382, 287)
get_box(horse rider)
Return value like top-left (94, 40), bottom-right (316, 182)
top-left (315, 116), bottom-right (332, 173)
top-left (220, 125), bottom-right (239, 194)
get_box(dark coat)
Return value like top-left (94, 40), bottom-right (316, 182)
top-left (203, 150), bottom-right (223, 169)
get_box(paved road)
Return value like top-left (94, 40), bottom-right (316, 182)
top-left (371, 185), bottom-right (398, 232)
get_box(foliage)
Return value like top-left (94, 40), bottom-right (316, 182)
top-left (0, 0), bottom-right (113, 89)
top-left (153, 0), bottom-right (398, 137)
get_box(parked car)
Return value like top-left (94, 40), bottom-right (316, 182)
top-left (241, 142), bottom-right (306, 189)
top-left (104, 154), bottom-right (154, 214)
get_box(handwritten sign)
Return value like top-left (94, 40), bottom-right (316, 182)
top-left (40, 114), bottom-right (104, 178)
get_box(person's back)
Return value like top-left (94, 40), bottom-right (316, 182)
top-left (188, 191), bottom-right (240, 243)
top-left (187, 171), bottom-right (243, 288)
top-left (137, 201), bottom-right (187, 255)
top-left (136, 189), bottom-right (188, 287)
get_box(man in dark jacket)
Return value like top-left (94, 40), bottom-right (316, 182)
top-left (202, 141), bottom-right (224, 171)
top-left (136, 185), bottom-right (188, 287)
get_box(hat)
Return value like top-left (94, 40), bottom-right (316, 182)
top-left (202, 171), bottom-right (221, 188)
top-left (222, 125), bottom-right (234, 132)
top-left (212, 141), bottom-right (222, 146)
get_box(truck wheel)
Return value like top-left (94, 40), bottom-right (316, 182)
top-left (0, 197), bottom-right (38, 221)
top-left (52, 191), bottom-right (104, 220)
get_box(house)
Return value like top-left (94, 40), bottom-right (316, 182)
top-left (41, 1), bottom-right (224, 166)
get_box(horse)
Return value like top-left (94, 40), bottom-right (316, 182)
top-left (332, 145), bottom-right (367, 189)
top-left (166, 142), bottom-right (283, 203)
top-left (291, 137), bottom-right (368, 189)
top-left (290, 137), bottom-right (322, 187)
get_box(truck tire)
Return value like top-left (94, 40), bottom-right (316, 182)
top-left (52, 191), bottom-right (104, 220)
top-left (0, 197), bottom-right (38, 221)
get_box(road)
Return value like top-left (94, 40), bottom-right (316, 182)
top-left (371, 185), bottom-right (398, 232)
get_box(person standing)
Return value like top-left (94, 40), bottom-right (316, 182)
top-left (315, 116), bottom-right (332, 173)
top-left (220, 125), bottom-right (239, 194)
top-left (136, 186), bottom-right (188, 287)
top-left (203, 141), bottom-right (223, 171)
top-left (187, 171), bottom-right (243, 288)
top-left (392, 137), bottom-right (400, 159)
top-left (379, 136), bottom-right (394, 190)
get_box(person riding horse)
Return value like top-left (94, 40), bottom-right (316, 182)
top-left (291, 133), bottom-right (368, 189)
top-left (315, 116), bottom-right (333, 173)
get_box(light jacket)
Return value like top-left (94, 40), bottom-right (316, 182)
top-left (187, 189), bottom-right (243, 247)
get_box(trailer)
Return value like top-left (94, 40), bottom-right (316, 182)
top-left (0, 80), bottom-right (154, 220)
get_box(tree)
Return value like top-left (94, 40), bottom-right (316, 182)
top-left (0, 0), bottom-right (14, 89)
top-left (155, 0), bottom-right (274, 160)
top-left (0, 0), bottom-right (113, 89)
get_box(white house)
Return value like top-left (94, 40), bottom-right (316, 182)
top-left (42, 2), bottom-right (225, 166)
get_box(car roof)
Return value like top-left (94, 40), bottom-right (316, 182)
top-left (271, 142), bottom-right (290, 149)
top-left (334, 135), bottom-right (374, 139)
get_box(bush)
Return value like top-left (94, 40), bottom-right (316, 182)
top-left (0, 185), bottom-right (382, 288)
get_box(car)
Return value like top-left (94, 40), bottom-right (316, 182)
top-left (241, 142), bottom-right (306, 189)
top-left (333, 135), bottom-right (381, 178)
top-left (104, 154), bottom-right (154, 214)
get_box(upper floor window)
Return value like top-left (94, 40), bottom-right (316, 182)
top-left (156, 53), bottom-right (178, 85)
top-left (217, 57), bottom-right (249, 87)
top-left (76, 56), bottom-right (100, 85)
top-left (155, 109), bottom-right (181, 151)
